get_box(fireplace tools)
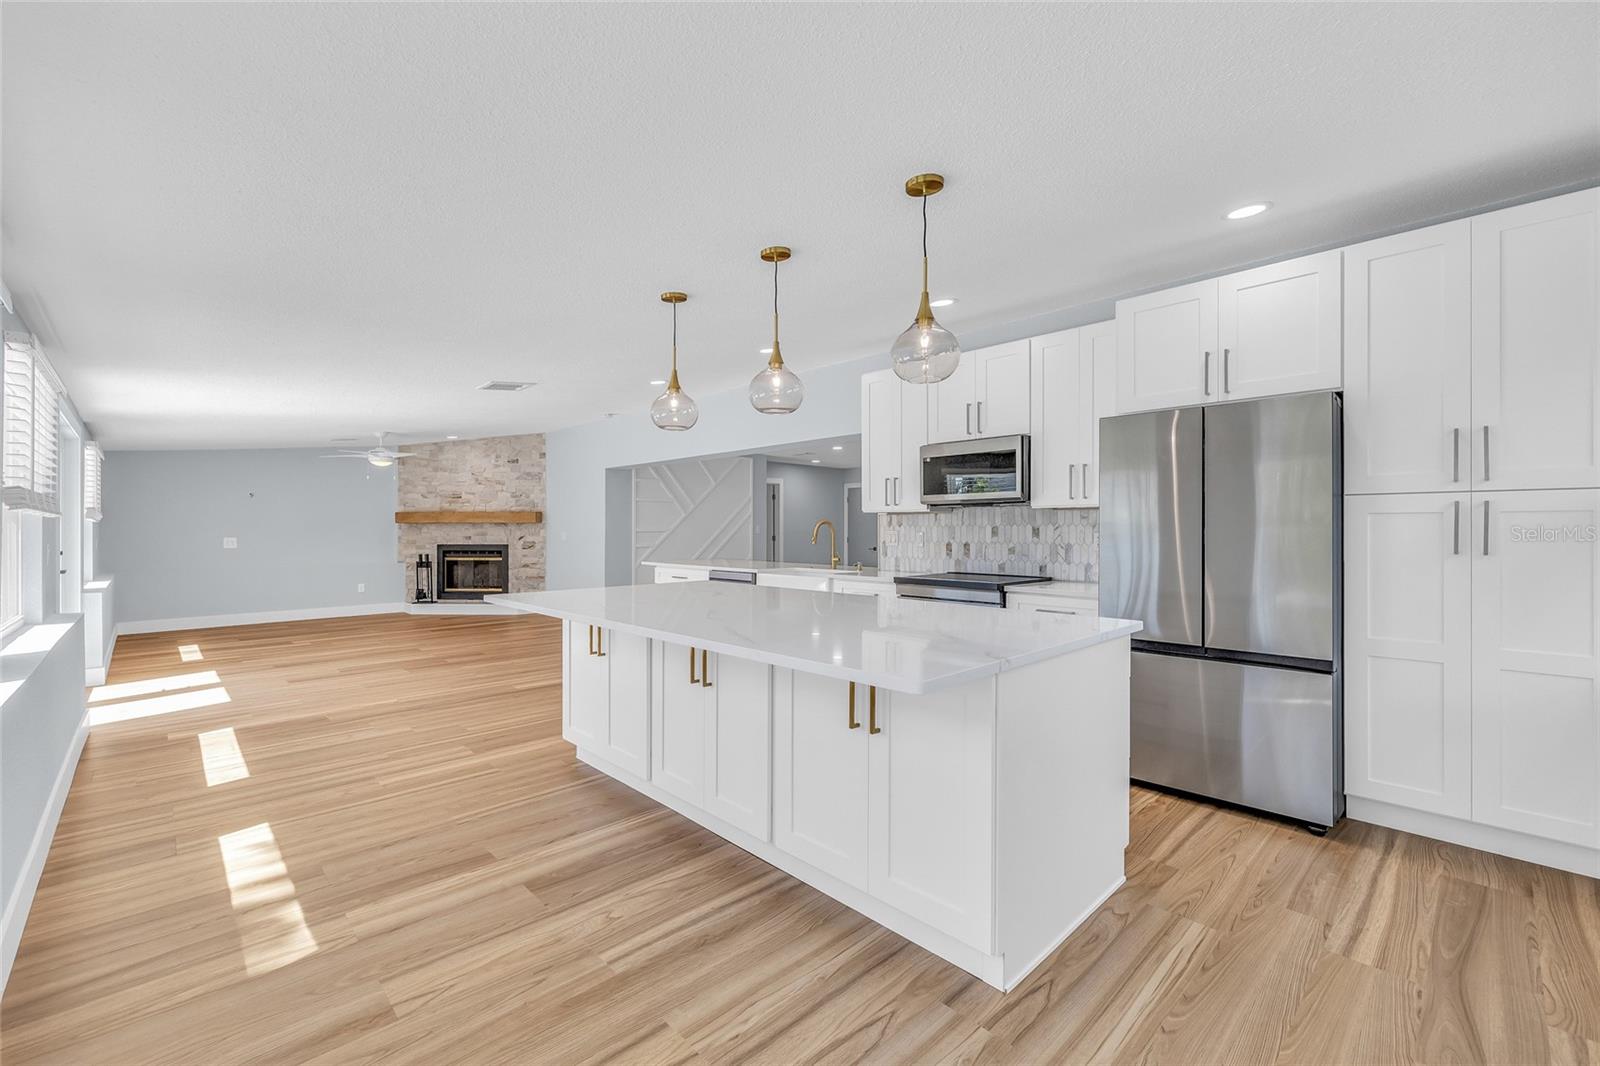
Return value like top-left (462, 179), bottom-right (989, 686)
top-left (414, 553), bottom-right (434, 604)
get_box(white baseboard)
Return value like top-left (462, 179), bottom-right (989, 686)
top-left (1347, 796), bottom-right (1600, 878)
top-left (115, 602), bottom-right (407, 636)
top-left (85, 665), bottom-right (106, 686)
top-left (403, 602), bottom-right (520, 616)
top-left (1, 713), bottom-right (89, 995)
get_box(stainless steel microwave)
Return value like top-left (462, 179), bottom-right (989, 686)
top-left (919, 435), bottom-right (1030, 506)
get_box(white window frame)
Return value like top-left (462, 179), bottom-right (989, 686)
top-left (3, 335), bottom-right (62, 516)
top-left (84, 441), bottom-right (103, 522)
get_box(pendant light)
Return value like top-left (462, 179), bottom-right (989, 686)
top-left (650, 292), bottom-right (699, 431)
top-left (890, 172), bottom-right (961, 384)
top-left (749, 246), bottom-right (804, 414)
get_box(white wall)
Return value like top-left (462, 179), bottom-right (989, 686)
top-left (101, 448), bottom-right (403, 626)
top-left (546, 299), bottom-right (1114, 589)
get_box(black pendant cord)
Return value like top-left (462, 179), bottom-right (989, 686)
top-left (922, 192), bottom-right (928, 260)
top-left (773, 256), bottom-right (780, 318)
top-left (671, 300), bottom-right (678, 376)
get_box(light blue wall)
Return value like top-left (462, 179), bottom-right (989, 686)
top-left (766, 461), bottom-right (849, 566)
top-left (102, 448), bottom-right (403, 624)
top-left (545, 299), bottom-right (1115, 589)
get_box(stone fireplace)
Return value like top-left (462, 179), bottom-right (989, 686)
top-left (396, 434), bottom-right (546, 602)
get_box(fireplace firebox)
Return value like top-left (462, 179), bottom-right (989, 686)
top-left (435, 543), bottom-right (509, 601)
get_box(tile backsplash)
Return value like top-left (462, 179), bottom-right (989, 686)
top-left (878, 505), bottom-right (1100, 583)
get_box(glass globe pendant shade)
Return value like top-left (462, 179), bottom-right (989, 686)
top-left (650, 374), bottom-right (699, 431)
top-left (750, 361), bottom-right (804, 414)
top-left (891, 297), bottom-right (961, 384)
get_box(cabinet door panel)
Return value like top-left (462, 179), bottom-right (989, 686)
top-left (1083, 320), bottom-right (1117, 507)
top-left (931, 358), bottom-right (977, 443)
top-left (974, 341), bottom-right (1031, 437)
top-left (1115, 278), bottom-right (1217, 413)
top-left (602, 629), bottom-right (651, 779)
top-left (652, 641), bottom-right (706, 807)
top-left (1218, 250), bottom-right (1342, 400)
top-left (703, 654), bottom-right (772, 840)
top-left (897, 378), bottom-right (930, 512)
top-left (1028, 328), bottom-right (1082, 508)
top-left (1471, 490), bottom-right (1600, 846)
top-left (861, 370), bottom-right (901, 514)
top-left (868, 686), bottom-right (995, 952)
top-left (566, 621), bottom-right (608, 750)
top-left (1344, 222), bottom-right (1472, 494)
top-left (1344, 495), bottom-right (1472, 817)
top-left (1472, 189), bottom-right (1600, 490)
top-left (772, 669), bottom-right (869, 889)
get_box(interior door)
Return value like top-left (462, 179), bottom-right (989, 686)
top-left (973, 340), bottom-right (1031, 436)
top-left (1471, 489), bottom-right (1600, 846)
top-left (652, 641), bottom-right (706, 807)
top-left (566, 621), bottom-right (608, 750)
top-left (702, 653), bottom-right (772, 840)
top-left (1097, 407), bottom-right (1204, 646)
top-left (1203, 394), bottom-right (1338, 662)
top-left (1217, 250), bottom-right (1343, 401)
top-left (931, 356), bottom-right (977, 442)
top-left (1471, 188), bottom-right (1600, 491)
top-left (1115, 278), bottom-right (1218, 413)
top-left (867, 686), bottom-right (995, 952)
top-left (1344, 494), bottom-right (1472, 817)
top-left (1343, 221), bottom-right (1472, 494)
top-left (772, 669), bottom-right (869, 889)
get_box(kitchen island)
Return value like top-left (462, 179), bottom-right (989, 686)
top-left (489, 581), bottom-right (1140, 990)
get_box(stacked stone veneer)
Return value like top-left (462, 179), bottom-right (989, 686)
top-left (878, 505), bottom-right (1099, 583)
top-left (397, 433), bottom-right (546, 599)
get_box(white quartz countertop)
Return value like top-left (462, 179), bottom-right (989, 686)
top-left (642, 559), bottom-right (1097, 601)
top-left (488, 583), bottom-right (1139, 694)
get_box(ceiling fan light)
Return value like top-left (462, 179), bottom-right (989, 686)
top-left (367, 455), bottom-right (395, 467)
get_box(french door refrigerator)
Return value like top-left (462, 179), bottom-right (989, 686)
top-left (1099, 392), bottom-right (1344, 829)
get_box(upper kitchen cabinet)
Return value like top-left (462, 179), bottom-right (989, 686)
top-left (1343, 221), bottom-right (1472, 494)
top-left (1031, 321), bottom-right (1116, 507)
top-left (929, 340), bottom-right (1031, 442)
top-left (1217, 250), bottom-right (1342, 401)
top-left (1471, 188), bottom-right (1600, 491)
top-left (1115, 278), bottom-right (1218, 413)
top-left (861, 368), bottom-right (930, 514)
top-left (1116, 251), bottom-right (1342, 414)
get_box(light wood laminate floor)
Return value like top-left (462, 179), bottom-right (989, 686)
top-left (3, 614), bottom-right (1596, 1065)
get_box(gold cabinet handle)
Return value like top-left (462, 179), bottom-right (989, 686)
top-left (848, 682), bottom-right (860, 729)
top-left (689, 645), bottom-right (699, 685)
top-left (700, 648), bottom-right (712, 688)
top-left (587, 624), bottom-right (596, 656)
top-left (868, 686), bottom-right (881, 734)
top-left (595, 627), bottom-right (605, 657)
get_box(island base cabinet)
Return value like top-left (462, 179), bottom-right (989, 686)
top-left (773, 671), bottom-right (871, 890)
top-left (867, 686), bottom-right (995, 953)
top-left (563, 621), bottom-right (650, 779)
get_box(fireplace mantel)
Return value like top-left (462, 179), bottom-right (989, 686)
top-left (395, 510), bottom-right (543, 524)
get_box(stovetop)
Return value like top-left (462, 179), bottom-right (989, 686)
top-left (892, 571), bottom-right (1052, 591)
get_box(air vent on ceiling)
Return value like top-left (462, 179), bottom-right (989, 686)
top-left (477, 380), bottom-right (536, 392)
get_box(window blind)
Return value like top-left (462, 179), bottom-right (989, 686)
top-left (2, 336), bottom-right (62, 515)
top-left (84, 441), bottom-right (104, 522)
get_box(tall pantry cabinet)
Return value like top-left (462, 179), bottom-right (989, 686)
top-left (1343, 188), bottom-right (1599, 874)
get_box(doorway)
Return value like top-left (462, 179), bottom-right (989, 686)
top-left (765, 479), bottom-right (783, 562)
top-left (58, 416), bottom-right (83, 614)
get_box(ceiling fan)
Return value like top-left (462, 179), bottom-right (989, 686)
top-left (320, 432), bottom-right (416, 467)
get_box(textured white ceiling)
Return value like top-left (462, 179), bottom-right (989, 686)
top-left (3, 2), bottom-right (1596, 449)
top-left (759, 435), bottom-right (862, 470)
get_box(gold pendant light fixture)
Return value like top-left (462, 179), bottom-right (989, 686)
top-left (748, 245), bottom-right (804, 414)
top-left (650, 291), bottom-right (699, 431)
top-left (890, 172), bottom-right (962, 384)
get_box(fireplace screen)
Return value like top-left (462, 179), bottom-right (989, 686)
top-left (435, 544), bottom-right (509, 601)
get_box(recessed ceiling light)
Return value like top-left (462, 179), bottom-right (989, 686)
top-left (929, 297), bottom-right (957, 308)
top-left (445, 434), bottom-right (460, 440)
top-left (831, 445), bottom-right (844, 450)
top-left (477, 380), bottom-right (535, 392)
top-left (649, 379), bottom-right (667, 386)
top-left (810, 459), bottom-right (822, 464)
top-left (1225, 202), bottom-right (1272, 220)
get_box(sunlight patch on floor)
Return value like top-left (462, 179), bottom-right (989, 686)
top-left (87, 685), bottom-right (231, 726)
top-left (218, 822), bottom-right (318, 976)
top-left (89, 669), bottom-right (221, 703)
top-left (199, 726), bottom-right (249, 786)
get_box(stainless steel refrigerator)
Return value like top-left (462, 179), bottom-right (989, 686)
top-left (1099, 392), bottom-right (1343, 829)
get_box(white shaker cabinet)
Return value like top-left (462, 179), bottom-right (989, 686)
top-left (653, 641), bottom-right (708, 805)
top-left (773, 670), bottom-right (871, 889)
top-left (1031, 321), bottom-right (1116, 507)
top-left (1343, 494), bottom-right (1473, 819)
top-left (1216, 250), bottom-right (1342, 401)
top-left (1470, 489), bottom-right (1600, 848)
top-left (930, 340), bottom-right (1031, 441)
top-left (861, 368), bottom-right (930, 514)
top-left (866, 684), bottom-right (995, 952)
top-left (565, 622), bottom-right (651, 779)
top-left (1115, 278), bottom-right (1218, 413)
top-left (1343, 222), bottom-right (1472, 494)
top-left (1471, 189), bottom-right (1600, 491)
